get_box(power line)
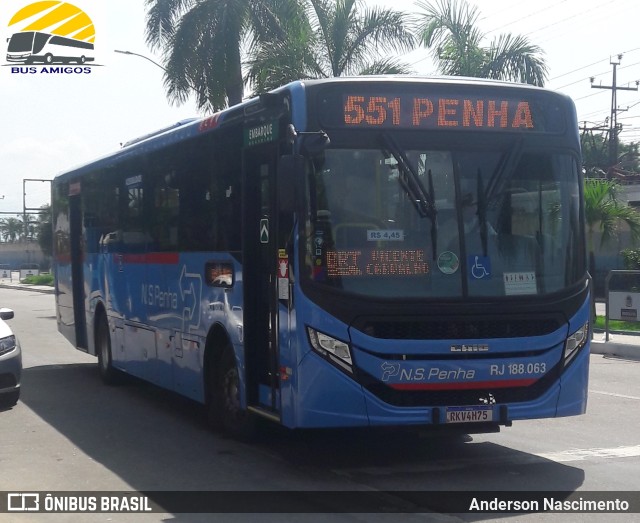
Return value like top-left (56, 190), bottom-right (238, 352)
top-left (483, 0), bottom-right (569, 35)
top-left (521, 0), bottom-right (619, 39)
top-left (550, 58), bottom-right (610, 82)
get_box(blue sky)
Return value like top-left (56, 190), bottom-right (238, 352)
top-left (0, 0), bottom-right (638, 215)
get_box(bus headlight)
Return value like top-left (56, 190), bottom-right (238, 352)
top-left (0, 335), bottom-right (16, 356)
top-left (564, 321), bottom-right (589, 366)
top-left (307, 327), bottom-right (353, 373)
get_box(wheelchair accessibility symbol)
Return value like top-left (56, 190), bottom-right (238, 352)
top-left (469, 255), bottom-right (491, 280)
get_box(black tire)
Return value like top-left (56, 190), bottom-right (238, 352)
top-left (96, 315), bottom-right (120, 385)
top-left (44, 54), bottom-right (53, 64)
top-left (0, 390), bottom-right (19, 409)
top-left (209, 346), bottom-right (256, 439)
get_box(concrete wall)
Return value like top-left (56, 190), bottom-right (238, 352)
top-left (0, 241), bottom-right (47, 270)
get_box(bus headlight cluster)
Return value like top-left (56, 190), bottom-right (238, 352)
top-left (0, 335), bottom-right (16, 356)
top-left (307, 327), bottom-right (353, 373)
top-left (564, 321), bottom-right (589, 366)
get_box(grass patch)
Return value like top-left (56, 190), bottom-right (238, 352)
top-left (594, 315), bottom-right (640, 332)
top-left (21, 273), bottom-right (54, 286)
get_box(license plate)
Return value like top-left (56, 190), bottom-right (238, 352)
top-left (445, 405), bottom-right (493, 424)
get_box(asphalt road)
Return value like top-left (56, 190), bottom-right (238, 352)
top-left (1, 288), bottom-right (639, 522)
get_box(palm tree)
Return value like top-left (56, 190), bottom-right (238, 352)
top-left (246, 0), bottom-right (416, 93)
top-left (17, 214), bottom-right (36, 241)
top-left (584, 179), bottom-right (640, 301)
top-left (585, 179), bottom-right (640, 253)
top-left (0, 217), bottom-right (24, 243)
top-left (416, 0), bottom-right (548, 86)
top-left (37, 205), bottom-right (53, 259)
top-left (144, 0), bottom-right (304, 111)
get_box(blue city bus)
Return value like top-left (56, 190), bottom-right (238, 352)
top-left (52, 76), bottom-right (590, 436)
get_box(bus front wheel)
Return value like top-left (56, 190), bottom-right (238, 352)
top-left (209, 346), bottom-right (255, 438)
top-left (44, 54), bottom-right (54, 64)
top-left (96, 315), bottom-right (120, 385)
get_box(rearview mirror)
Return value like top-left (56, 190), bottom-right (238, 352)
top-left (0, 308), bottom-right (15, 321)
top-left (300, 132), bottom-right (330, 156)
top-left (278, 154), bottom-right (304, 213)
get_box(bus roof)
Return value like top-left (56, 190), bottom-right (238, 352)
top-left (52, 75), bottom-right (574, 183)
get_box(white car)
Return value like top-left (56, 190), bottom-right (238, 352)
top-left (0, 308), bottom-right (20, 408)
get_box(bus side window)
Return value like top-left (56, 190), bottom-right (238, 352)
top-left (83, 168), bottom-right (120, 253)
top-left (176, 142), bottom-right (213, 252)
top-left (213, 132), bottom-right (242, 252)
top-left (150, 167), bottom-right (180, 251)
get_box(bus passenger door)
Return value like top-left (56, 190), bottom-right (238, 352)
top-left (69, 194), bottom-right (88, 349)
top-left (243, 141), bottom-right (281, 416)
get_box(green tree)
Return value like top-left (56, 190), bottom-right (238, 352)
top-left (416, 0), bottom-right (547, 86)
top-left (145, 0), bottom-right (304, 111)
top-left (580, 132), bottom-right (609, 177)
top-left (581, 132), bottom-right (640, 177)
top-left (0, 217), bottom-right (24, 243)
top-left (584, 179), bottom-right (640, 297)
top-left (37, 205), bottom-right (52, 259)
top-left (17, 214), bottom-right (36, 241)
top-left (246, 0), bottom-right (416, 93)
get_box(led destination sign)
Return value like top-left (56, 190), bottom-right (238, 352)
top-left (345, 95), bottom-right (535, 130)
top-left (318, 87), bottom-right (565, 132)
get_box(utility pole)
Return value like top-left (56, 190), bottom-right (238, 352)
top-left (579, 121), bottom-right (610, 177)
top-left (591, 55), bottom-right (638, 167)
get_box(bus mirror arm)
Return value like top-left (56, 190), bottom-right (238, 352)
top-left (278, 154), bottom-right (305, 214)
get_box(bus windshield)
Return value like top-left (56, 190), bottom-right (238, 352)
top-left (303, 144), bottom-right (584, 299)
top-left (7, 32), bottom-right (33, 52)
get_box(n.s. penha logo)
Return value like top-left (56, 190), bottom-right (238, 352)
top-left (5, 1), bottom-right (96, 74)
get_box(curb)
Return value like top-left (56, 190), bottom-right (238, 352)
top-left (591, 340), bottom-right (640, 361)
top-left (0, 283), bottom-right (55, 294)
top-left (593, 328), bottom-right (640, 337)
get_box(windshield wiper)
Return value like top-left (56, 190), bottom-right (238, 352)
top-left (485, 139), bottom-right (523, 201)
top-left (378, 133), bottom-right (438, 258)
top-left (378, 133), bottom-right (436, 220)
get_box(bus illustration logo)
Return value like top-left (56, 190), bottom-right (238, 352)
top-left (5, 1), bottom-right (95, 70)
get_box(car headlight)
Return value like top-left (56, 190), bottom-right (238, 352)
top-left (0, 335), bottom-right (16, 356)
top-left (307, 327), bottom-right (353, 373)
top-left (564, 321), bottom-right (589, 366)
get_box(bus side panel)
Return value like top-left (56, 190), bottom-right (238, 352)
top-left (166, 253), bottom-right (245, 404)
top-left (284, 289), bottom-right (369, 428)
top-left (295, 352), bottom-right (370, 427)
top-left (54, 259), bottom-right (76, 347)
top-left (278, 300), bottom-right (296, 427)
top-left (98, 248), bottom-right (246, 404)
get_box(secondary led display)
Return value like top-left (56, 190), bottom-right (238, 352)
top-left (326, 249), bottom-right (429, 277)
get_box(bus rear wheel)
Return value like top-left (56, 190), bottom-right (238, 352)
top-left (209, 346), bottom-right (255, 439)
